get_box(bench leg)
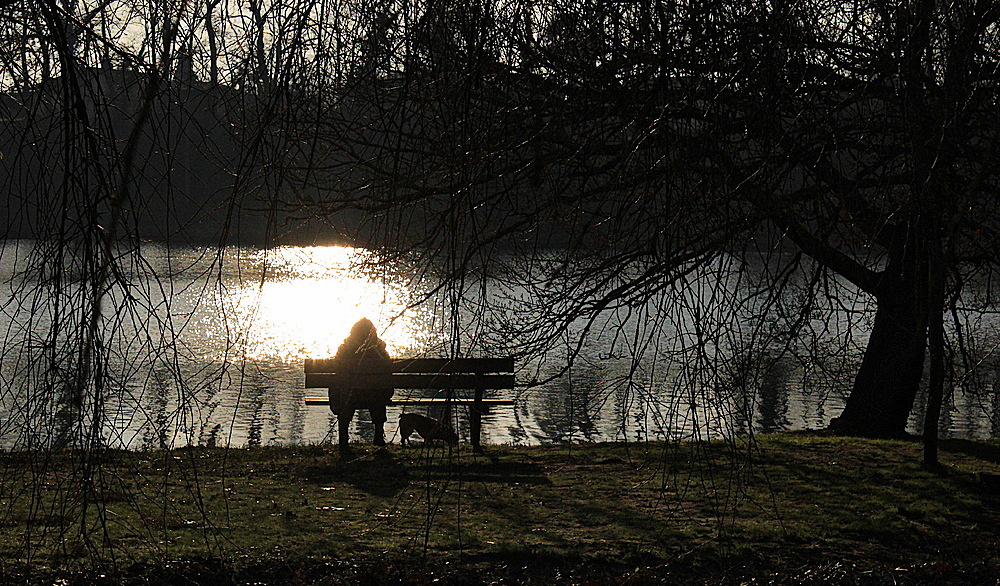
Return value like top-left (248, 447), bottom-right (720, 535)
top-left (471, 388), bottom-right (485, 453)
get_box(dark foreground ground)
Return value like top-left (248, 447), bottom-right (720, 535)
top-left (1, 434), bottom-right (999, 584)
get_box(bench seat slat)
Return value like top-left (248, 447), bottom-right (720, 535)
top-left (305, 372), bottom-right (515, 389)
top-left (304, 397), bottom-right (515, 406)
top-left (305, 357), bottom-right (514, 374)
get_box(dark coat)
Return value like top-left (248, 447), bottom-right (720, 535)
top-left (328, 318), bottom-right (393, 414)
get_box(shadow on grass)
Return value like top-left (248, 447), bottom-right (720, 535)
top-left (940, 438), bottom-right (1000, 465)
top-left (408, 460), bottom-right (551, 485)
top-left (301, 449), bottom-right (551, 496)
top-left (302, 449), bottom-right (412, 497)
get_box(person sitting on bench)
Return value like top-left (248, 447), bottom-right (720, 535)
top-left (330, 317), bottom-right (393, 447)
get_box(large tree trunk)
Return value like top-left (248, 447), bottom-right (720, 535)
top-left (831, 241), bottom-right (930, 438)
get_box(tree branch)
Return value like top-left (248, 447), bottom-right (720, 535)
top-left (766, 208), bottom-right (881, 295)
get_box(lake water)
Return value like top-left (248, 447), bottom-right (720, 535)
top-left (1, 240), bottom-right (997, 449)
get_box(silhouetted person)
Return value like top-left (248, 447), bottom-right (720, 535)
top-left (330, 318), bottom-right (394, 449)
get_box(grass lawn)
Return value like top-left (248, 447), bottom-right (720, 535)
top-left (1, 433), bottom-right (999, 584)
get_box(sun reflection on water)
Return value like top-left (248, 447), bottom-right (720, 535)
top-left (223, 246), bottom-right (433, 363)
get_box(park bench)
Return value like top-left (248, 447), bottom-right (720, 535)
top-left (304, 357), bottom-right (515, 451)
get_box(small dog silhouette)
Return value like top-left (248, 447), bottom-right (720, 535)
top-left (398, 412), bottom-right (459, 445)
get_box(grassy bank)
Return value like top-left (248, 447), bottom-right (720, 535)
top-left (1, 434), bottom-right (999, 584)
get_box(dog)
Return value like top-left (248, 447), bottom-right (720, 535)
top-left (398, 412), bottom-right (459, 445)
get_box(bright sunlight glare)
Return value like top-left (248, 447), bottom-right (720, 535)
top-left (222, 246), bottom-right (429, 362)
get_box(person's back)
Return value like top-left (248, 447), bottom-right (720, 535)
top-left (329, 318), bottom-right (393, 446)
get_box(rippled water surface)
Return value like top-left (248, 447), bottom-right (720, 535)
top-left (1, 241), bottom-right (997, 449)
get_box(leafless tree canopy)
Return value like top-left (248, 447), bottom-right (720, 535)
top-left (266, 0), bottom-right (1000, 439)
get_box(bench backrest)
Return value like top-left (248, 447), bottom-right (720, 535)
top-left (304, 358), bottom-right (514, 390)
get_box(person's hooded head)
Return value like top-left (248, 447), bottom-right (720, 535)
top-left (338, 317), bottom-right (389, 359)
top-left (350, 317), bottom-right (377, 340)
